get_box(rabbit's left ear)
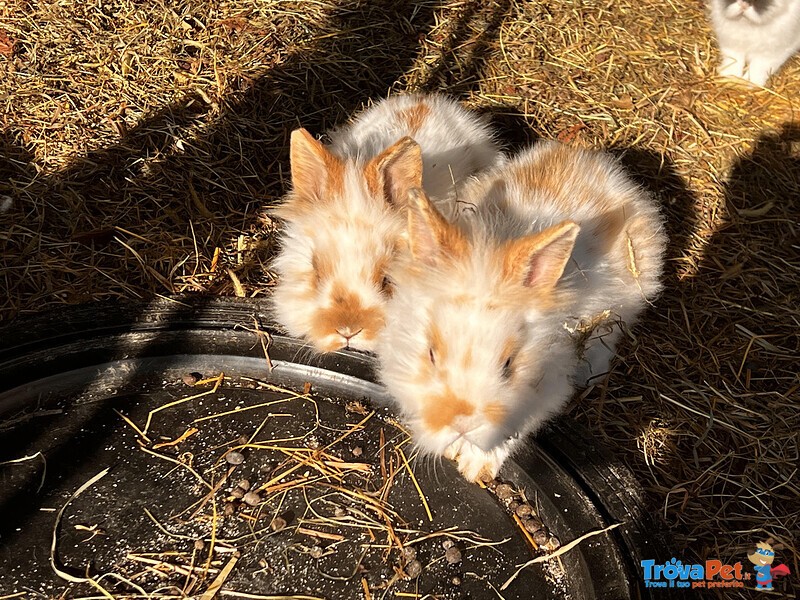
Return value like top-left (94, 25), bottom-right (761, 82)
top-left (366, 137), bottom-right (423, 206)
top-left (289, 128), bottom-right (343, 201)
top-left (503, 221), bottom-right (579, 292)
top-left (405, 188), bottom-right (467, 264)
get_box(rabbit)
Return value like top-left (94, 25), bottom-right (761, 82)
top-left (708, 0), bottom-right (800, 86)
top-left (270, 94), bottom-right (503, 353)
top-left (376, 141), bottom-right (667, 482)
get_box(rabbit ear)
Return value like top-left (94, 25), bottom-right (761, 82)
top-left (289, 128), bottom-right (343, 202)
top-left (503, 221), bottom-right (579, 292)
top-left (588, 205), bottom-right (628, 255)
top-left (406, 188), bottom-right (467, 263)
top-left (366, 137), bottom-right (422, 206)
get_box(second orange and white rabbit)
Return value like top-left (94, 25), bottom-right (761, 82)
top-left (271, 95), bottom-right (502, 353)
top-left (376, 141), bottom-right (667, 481)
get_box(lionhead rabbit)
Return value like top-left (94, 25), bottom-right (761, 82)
top-left (377, 141), bottom-right (667, 482)
top-left (271, 94), bottom-right (503, 353)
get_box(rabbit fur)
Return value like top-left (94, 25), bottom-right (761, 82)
top-left (376, 141), bottom-right (667, 481)
top-left (271, 94), bottom-right (503, 353)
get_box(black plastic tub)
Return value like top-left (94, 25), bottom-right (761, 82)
top-left (0, 298), bottom-right (676, 598)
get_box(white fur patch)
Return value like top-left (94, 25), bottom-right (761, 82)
top-left (709, 0), bottom-right (800, 85)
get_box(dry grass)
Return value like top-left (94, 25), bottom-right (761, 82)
top-left (1, 0), bottom-right (798, 595)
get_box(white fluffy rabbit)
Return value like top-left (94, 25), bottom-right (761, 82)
top-left (271, 94), bottom-right (503, 353)
top-left (376, 141), bottom-right (667, 482)
top-left (709, 0), bottom-right (800, 86)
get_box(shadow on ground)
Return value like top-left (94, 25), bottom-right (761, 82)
top-left (577, 124), bottom-right (799, 597)
top-left (686, 124), bottom-right (798, 588)
top-left (0, 0), bottom-right (518, 587)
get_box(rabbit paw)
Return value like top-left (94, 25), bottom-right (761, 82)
top-left (445, 441), bottom-right (508, 483)
top-left (744, 60), bottom-right (773, 87)
top-left (717, 51), bottom-right (746, 80)
top-left (718, 60), bottom-right (745, 80)
top-left (443, 439), bottom-right (465, 461)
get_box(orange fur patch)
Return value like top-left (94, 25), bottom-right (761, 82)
top-left (407, 189), bottom-right (468, 262)
top-left (511, 144), bottom-right (616, 215)
top-left (422, 388), bottom-right (474, 431)
top-left (289, 128), bottom-right (345, 205)
top-left (364, 160), bottom-right (381, 199)
top-left (501, 338), bottom-right (518, 364)
top-left (311, 252), bottom-right (334, 289)
top-left (450, 293), bottom-right (473, 307)
top-left (483, 402), bottom-right (507, 425)
top-left (309, 282), bottom-right (384, 346)
top-left (398, 102), bottom-right (431, 134)
top-left (324, 155), bottom-right (345, 198)
top-left (511, 156), bottom-right (558, 205)
top-left (428, 321), bottom-right (447, 363)
top-left (461, 347), bottom-right (473, 370)
top-left (365, 137), bottom-right (423, 204)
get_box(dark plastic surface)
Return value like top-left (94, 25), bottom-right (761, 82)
top-left (0, 297), bottom-right (677, 598)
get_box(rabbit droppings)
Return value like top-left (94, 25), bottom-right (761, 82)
top-left (377, 141), bottom-right (667, 482)
top-left (271, 95), bottom-right (503, 353)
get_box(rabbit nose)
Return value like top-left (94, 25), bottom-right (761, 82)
top-left (336, 327), bottom-right (363, 345)
top-left (452, 417), bottom-right (471, 435)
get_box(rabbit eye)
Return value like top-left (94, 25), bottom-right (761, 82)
top-left (429, 348), bottom-right (436, 366)
top-left (380, 276), bottom-right (393, 295)
top-left (501, 357), bottom-right (513, 379)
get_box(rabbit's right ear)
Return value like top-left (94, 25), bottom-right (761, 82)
top-left (367, 137), bottom-right (423, 207)
top-left (289, 128), bottom-right (343, 202)
top-left (503, 221), bottom-right (579, 293)
top-left (406, 188), bottom-right (467, 264)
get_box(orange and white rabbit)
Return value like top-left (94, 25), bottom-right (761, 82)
top-left (271, 95), bottom-right (503, 353)
top-left (376, 141), bottom-right (667, 482)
